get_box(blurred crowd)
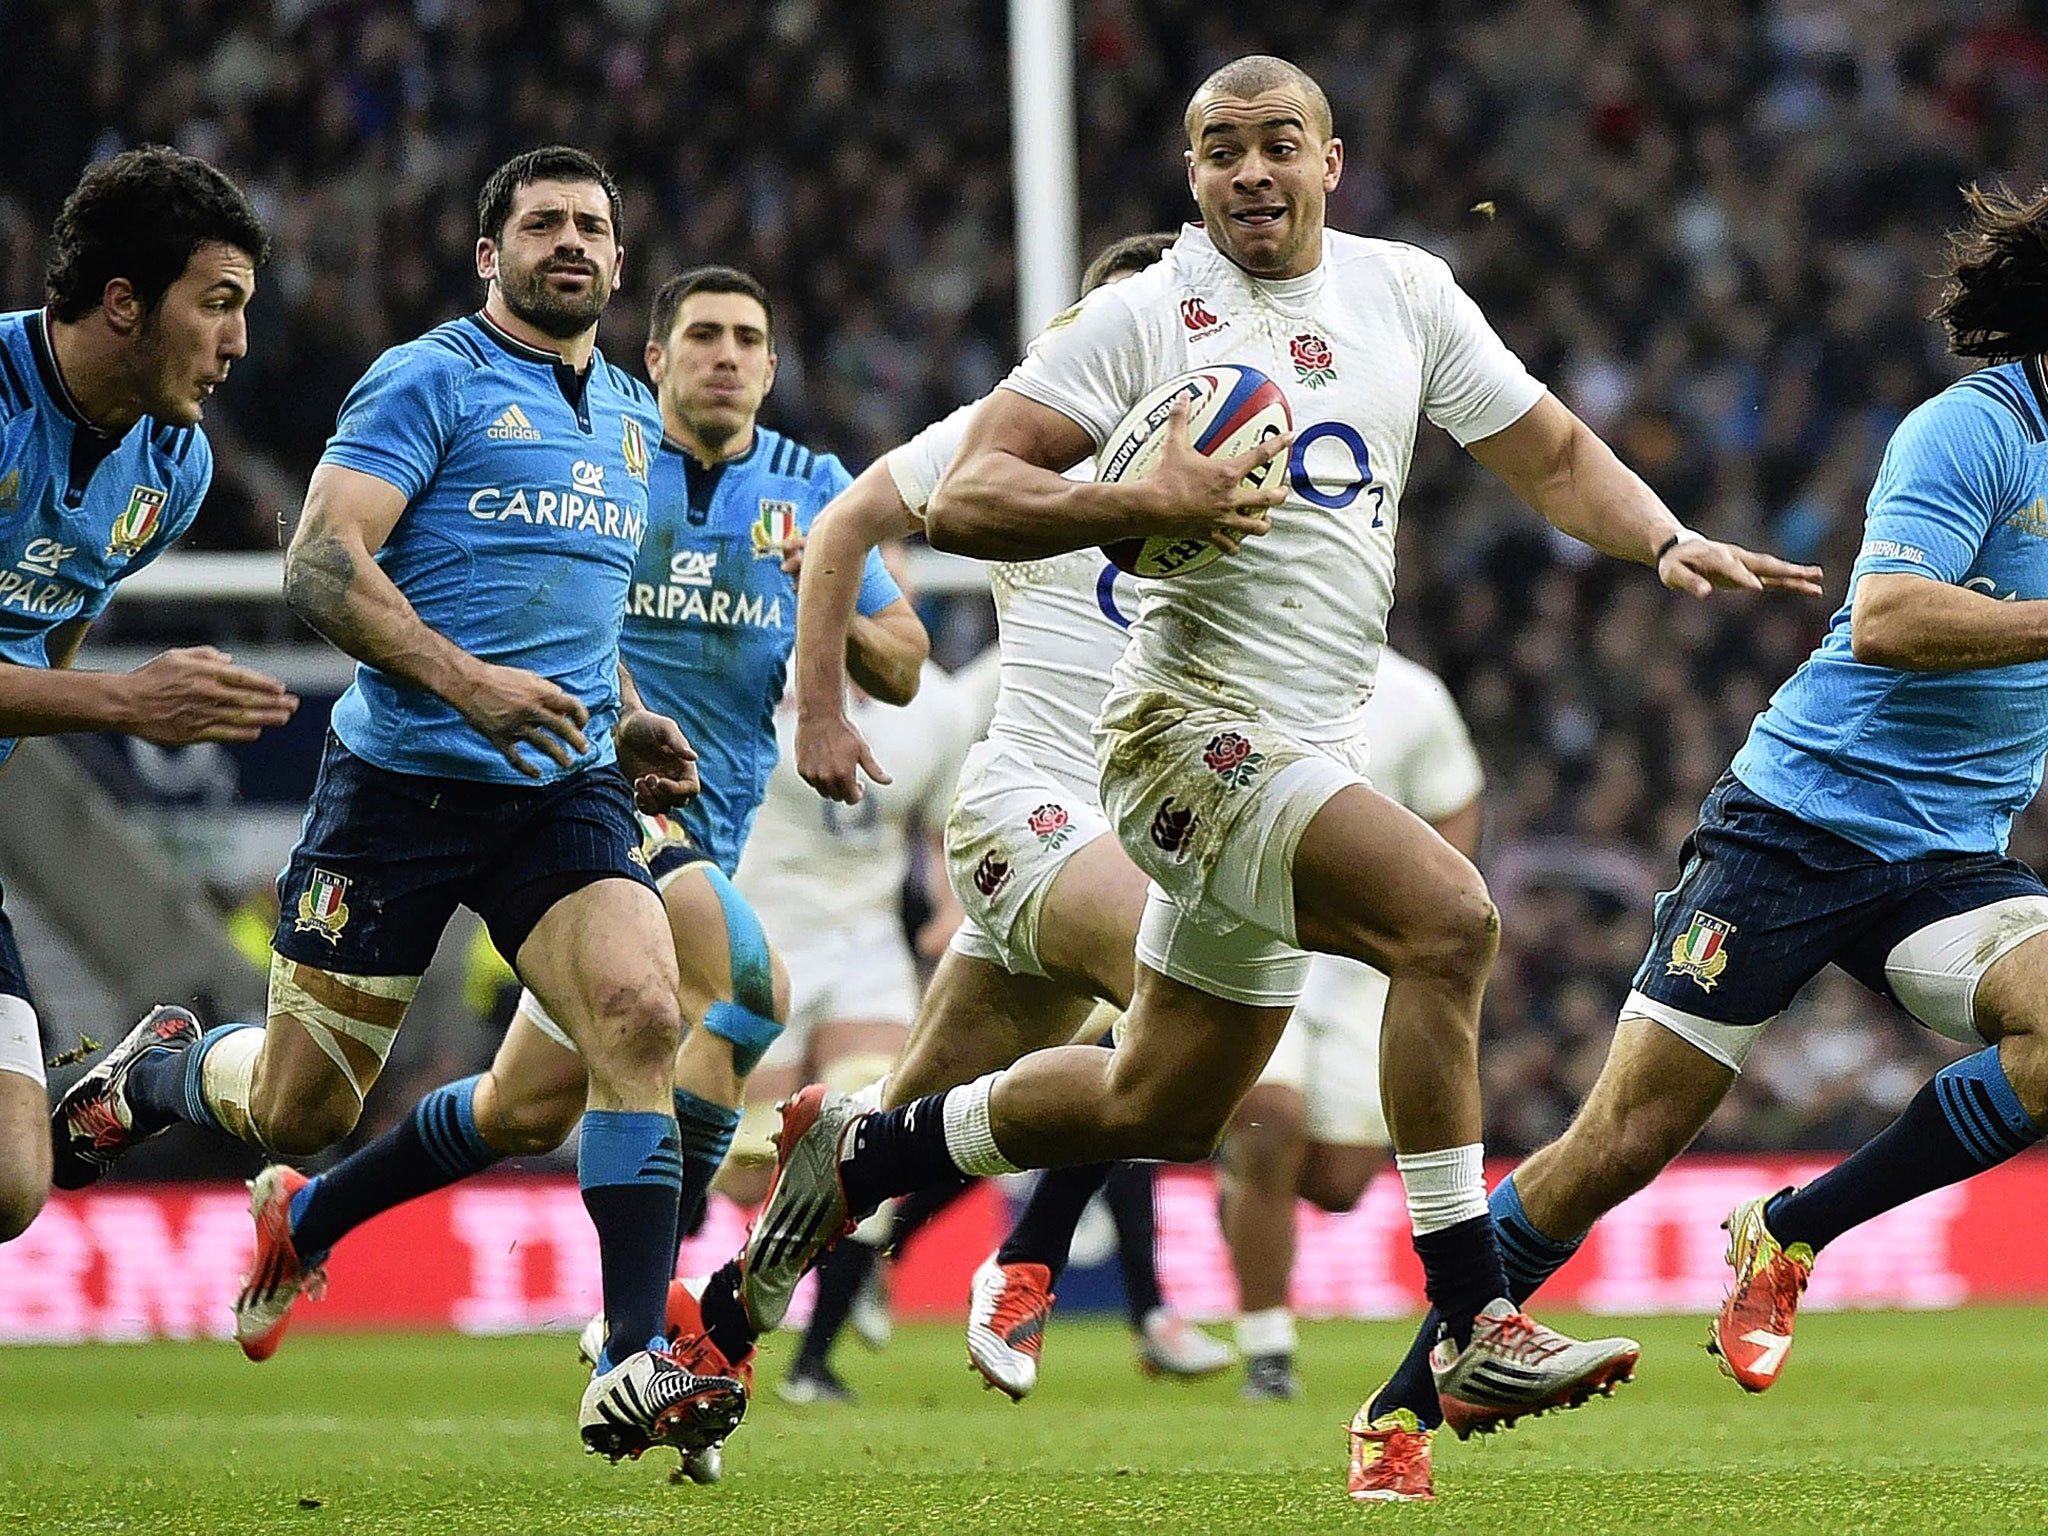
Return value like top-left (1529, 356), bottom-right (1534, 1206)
top-left (11, 0), bottom-right (2048, 1152)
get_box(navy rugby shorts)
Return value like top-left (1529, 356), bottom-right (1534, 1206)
top-left (1632, 772), bottom-right (2047, 1035)
top-left (272, 732), bottom-right (657, 976)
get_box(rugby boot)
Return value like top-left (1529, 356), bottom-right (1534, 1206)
top-left (50, 1005), bottom-right (199, 1189)
top-left (966, 1256), bottom-right (1053, 1400)
top-left (1431, 1298), bottom-right (1639, 1439)
top-left (578, 1347), bottom-right (746, 1463)
top-left (1710, 1189), bottom-right (1813, 1393)
top-left (1135, 1307), bottom-right (1235, 1380)
top-left (1346, 1402), bottom-right (1435, 1503)
top-left (739, 1085), bottom-right (859, 1331)
top-left (234, 1164), bottom-right (327, 1361)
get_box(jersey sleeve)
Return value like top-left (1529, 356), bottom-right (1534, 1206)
top-left (318, 343), bottom-right (464, 501)
top-left (886, 403), bottom-right (980, 516)
top-left (1414, 251), bottom-right (1546, 447)
top-left (1395, 674), bottom-right (1485, 823)
top-left (1854, 386), bottom-right (2024, 585)
top-left (856, 547), bottom-right (903, 616)
top-left (997, 284), bottom-right (1157, 450)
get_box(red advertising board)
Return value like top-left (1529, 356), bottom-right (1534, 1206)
top-left (3, 1154), bottom-right (2044, 1344)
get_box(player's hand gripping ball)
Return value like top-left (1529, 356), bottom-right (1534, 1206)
top-left (1098, 364), bottom-right (1292, 578)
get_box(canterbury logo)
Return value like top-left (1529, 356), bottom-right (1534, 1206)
top-left (487, 404), bottom-right (543, 441)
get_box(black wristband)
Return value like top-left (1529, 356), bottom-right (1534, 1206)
top-left (1653, 532), bottom-right (1686, 565)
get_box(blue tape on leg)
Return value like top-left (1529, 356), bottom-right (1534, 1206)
top-left (701, 866), bottom-right (778, 1021)
top-left (704, 999), bottom-right (783, 1078)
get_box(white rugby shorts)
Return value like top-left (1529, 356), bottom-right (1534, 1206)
top-left (1095, 690), bottom-right (1367, 1008)
top-left (1256, 953), bottom-right (1389, 1146)
top-left (944, 737), bottom-right (1114, 978)
top-left (766, 912), bottom-right (919, 1069)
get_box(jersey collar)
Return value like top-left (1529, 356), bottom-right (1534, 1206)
top-left (28, 308), bottom-right (115, 436)
top-left (468, 311), bottom-right (596, 412)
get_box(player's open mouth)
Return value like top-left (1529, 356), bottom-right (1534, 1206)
top-left (1231, 207), bottom-right (1287, 229)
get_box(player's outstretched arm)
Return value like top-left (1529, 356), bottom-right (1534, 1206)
top-left (1468, 393), bottom-right (1824, 599)
top-left (793, 462), bottom-right (921, 803)
top-left (1851, 572), bottom-right (2048, 672)
top-left (614, 659), bottom-right (699, 810)
top-left (0, 645), bottom-right (297, 746)
top-left (926, 393), bottom-right (1285, 563)
top-left (285, 463), bottom-right (592, 778)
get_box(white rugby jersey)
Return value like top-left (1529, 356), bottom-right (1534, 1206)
top-left (1003, 223), bottom-right (1544, 746)
top-left (1362, 648), bottom-right (1483, 821)
top-left (735, 655), bottom-right (997, 951)
top-left (888, 405), bottom-right (1139, 795)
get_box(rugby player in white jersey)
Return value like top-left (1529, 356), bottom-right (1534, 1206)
top-left (672, 234), bottom-right (1229, 1401)
top-left (1228, 649), bottom-right (1482, 1403)
top-left (705, 55), bottom-right (1822, 1475)
top-left (733, 647), bottom-right (993, 1400)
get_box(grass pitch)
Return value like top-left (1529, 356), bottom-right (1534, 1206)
top-left (3, 1310), bottom-right (2046, 1535)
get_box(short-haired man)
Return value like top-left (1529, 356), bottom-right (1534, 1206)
top-left (51, 147), bottom-right (741, 1461)
top-left (212, 262), bottom-right (924, 1480)
top-left (0, 145), bottom-right (295, 1245)
top-left (737, 56), bottom-right (1819, 1498)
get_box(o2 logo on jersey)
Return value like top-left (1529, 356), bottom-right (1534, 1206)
top-left (1096, 563), bottom-right (1137, 629)
top-left (571, 460), bottom-right (607, 496)
top-left (1288, 423), bottom-right (1385, 527)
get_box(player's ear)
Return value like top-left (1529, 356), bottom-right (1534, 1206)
top-left (645, 339), bottom-right (665, 386)
top-left (762, 345), bottom-right (778, 397)
top-left (475, 237), bottom-right (498, 282)
top-left (1184, 147), bottom-right (1199, 201)
top-left (1324, 136), bottom-right (1344, 193)
top-left (100, 276), bottom-right (144, 337)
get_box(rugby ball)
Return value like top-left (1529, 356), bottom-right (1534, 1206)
top-left (1098, 364), bottom-right (1292, 578)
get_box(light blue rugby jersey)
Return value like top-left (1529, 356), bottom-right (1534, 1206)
top-left (1734, 359), bottom-right (2048, 858)
top-left (319, 313), bottom-right (663, 783)
top-left (621, 428), bottom-right (901, 875)
top-left (0, 309), bottom-right (212, 768)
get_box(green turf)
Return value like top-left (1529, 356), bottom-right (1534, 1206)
top-left (3, 1310), bottom-right (2046, 1535)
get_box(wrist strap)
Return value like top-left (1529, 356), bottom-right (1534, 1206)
top-left (1653, 529), bottom-right (1697, 565)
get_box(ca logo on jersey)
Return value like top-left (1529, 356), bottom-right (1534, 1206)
top-left (107, 486), bottom-right (167, 559)
top-left (294, 869), bottom-right (352, 943)
top-left (1668, 910), bottom-right (1735, 991)
top-left (17, 538), bottom-right (73, 578)
top-left (571, 460), bottom-right (606, 496)
top-left (752, 500), bottom-right (798, 558)
top-left (622, 417), bottom-right (649, 483)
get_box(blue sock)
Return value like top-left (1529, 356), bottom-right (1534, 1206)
top-left (672, 1088), bottom-right (740, 1245)
top-left (122, 1022), bottom-right (255, 1134)
top-left (1373, 1173), bottom-right (1583, 1429)
top-left (580, 1109), bottom-right (683, 1369)
top-left (1768, 1047), bottom-right (2044, 1254)
top-left (289, 1074), bottom-right (498, 1262)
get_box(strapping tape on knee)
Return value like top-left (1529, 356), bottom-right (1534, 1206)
top-left (703, 999), bottom-right (782, 1078)
top-left (267, 954), bottom-right (417, 1102)
top-left (703, 867), bottom-right (777, 1019)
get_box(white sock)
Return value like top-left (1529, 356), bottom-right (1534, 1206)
top-left (1395, 1144), bottom-right (1487, 1236)
top-left (940, 1071), bottom-right (1022, 1176)
top-left (1236, 1305), bottom-right (1297, 1358)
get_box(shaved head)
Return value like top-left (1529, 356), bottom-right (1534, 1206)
top-left (1184, 55), bottom-right (1333, 143)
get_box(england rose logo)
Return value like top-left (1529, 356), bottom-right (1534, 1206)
top-left (1202, 730), bottom-right (1265, 788)
top-left (1028, 803), bottom-right (1072, 849)
top-left (1290, 332), bottom-right (1336, 388)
